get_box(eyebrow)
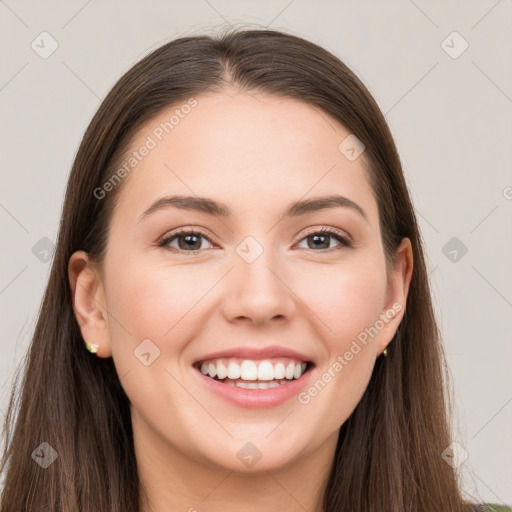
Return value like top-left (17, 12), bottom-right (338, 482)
top-left (139, 194), bottom-right (368, 222)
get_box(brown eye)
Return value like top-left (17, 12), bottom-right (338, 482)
top-left (296, 228), bottom-right (351, 251)
top-left (159, 229), bottom-right (214, 253)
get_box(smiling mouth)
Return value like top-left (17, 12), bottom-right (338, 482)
top-left (193, 357), bottom-right (314, 389)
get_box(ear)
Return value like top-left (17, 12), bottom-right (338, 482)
top-left (68, 250), bottom-right (112, 358)
top-left (377, 237), bottom-right (414, 356)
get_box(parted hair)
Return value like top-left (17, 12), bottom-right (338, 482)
top-left (1, 27), bottom-right (479, 512)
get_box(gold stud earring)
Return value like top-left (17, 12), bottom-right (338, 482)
top-left (382, 346), bottom-right (388, 357)
top-left (85, 342), bottom-right (99, 354)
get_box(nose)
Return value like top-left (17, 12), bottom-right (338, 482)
top-left (221, 246), bottom-right (296, 326)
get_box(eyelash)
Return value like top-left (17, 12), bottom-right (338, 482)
top-left (157, 226), bottom-right (352, 255)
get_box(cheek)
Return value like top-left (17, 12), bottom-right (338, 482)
top-left (104, 253), bottom-right (214, 347)
top-left (293, 258), bottom-right (387, 345)
top-left (292, 262), bottom-right (384, 432)
top-left (102, 256), bottom-right (212, 418)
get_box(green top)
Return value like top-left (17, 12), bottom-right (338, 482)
top-left (485, 505), bottom-right (512, 512)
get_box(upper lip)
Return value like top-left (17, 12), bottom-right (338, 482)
top-left (193, 345), bottom-right (315, 365)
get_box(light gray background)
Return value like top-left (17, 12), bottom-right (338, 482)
top-left (1, 0), bottom-right (511, 505)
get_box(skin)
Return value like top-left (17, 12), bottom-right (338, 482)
top-left (69, 89), bottom-right (413, 512)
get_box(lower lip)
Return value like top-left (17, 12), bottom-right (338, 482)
top-left (193, 366), bottom-right (314, 409)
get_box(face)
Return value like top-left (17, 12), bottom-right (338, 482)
top-left (70, 90), bottom-right (412, 474)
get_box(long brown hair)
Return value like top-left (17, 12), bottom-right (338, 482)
top-left (1, 27), bottom-right (478, 511)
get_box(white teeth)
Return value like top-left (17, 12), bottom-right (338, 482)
top-left (227, 361), bottom-right (241, 379)
top-left (240, 360), bottom-right (258, 380)
top-left (233, 379), bottom-right (289, 389)
top-left (216, 361), bottom-right (227, 379)
top-left (285, 362), bottom-right (295, 380)
top-left (257, 361), bottom-right (274, 380)
top-left (274, 362), bottom-right (285, 379)
top-left (198, 357), bottom-right (309, 382)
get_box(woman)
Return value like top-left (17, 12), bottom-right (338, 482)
top-left (1, 27), bottom-right (507, 512)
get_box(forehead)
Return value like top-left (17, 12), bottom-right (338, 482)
top-left (111, 91), bottom-right (378, 225)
